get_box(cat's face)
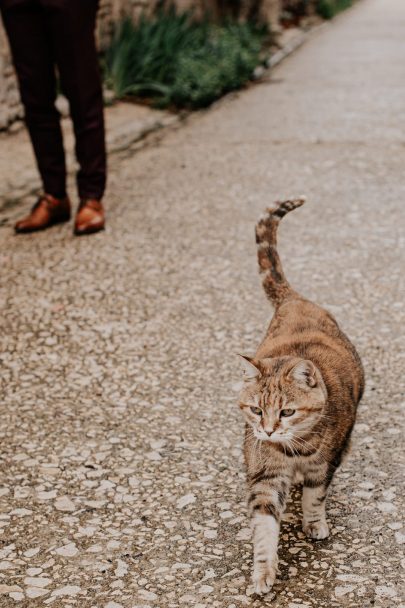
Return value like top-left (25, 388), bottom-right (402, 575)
top-left (238, 356), bottom-right (327, 446)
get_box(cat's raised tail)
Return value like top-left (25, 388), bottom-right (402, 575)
top-left (255, 196), bottom-right (306, 308)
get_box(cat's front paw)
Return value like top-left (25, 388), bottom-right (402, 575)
top-left (303, 519), bottom-right (329, 540)
top-left (252, 561), bottom-right (277, 595)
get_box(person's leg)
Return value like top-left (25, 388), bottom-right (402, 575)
top-left (1, 0), bottom-right (67, 199)
top-left (46, 0), bottom-right (106, 202)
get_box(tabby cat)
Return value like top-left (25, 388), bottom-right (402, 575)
top-left (238, 197), bottom-right (364, 595)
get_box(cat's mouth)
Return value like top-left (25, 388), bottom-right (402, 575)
top-left (253, 429), bottom-right (286, 444)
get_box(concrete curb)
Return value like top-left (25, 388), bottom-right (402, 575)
top-left (267, 20), bottom-right (329, 70)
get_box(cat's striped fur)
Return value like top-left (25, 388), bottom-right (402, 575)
top-left (238, 198), bottom-right (364, 595)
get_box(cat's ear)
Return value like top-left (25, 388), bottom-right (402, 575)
top-left (289, 359), bottom-right (317, 388)
top-left (238, 355), bottom-right (262, 381)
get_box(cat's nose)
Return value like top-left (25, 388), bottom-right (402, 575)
top-left (265, 429), bottom-right (274, 437)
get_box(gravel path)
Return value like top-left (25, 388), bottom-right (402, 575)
top-left (1, 0), bottom-right (404, 606)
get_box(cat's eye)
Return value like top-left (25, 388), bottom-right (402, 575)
top-left (250, 406), bottom-right (262, 416)
top-left (280, 408), bottom-right (295, 417)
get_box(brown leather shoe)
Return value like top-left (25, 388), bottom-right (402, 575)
top-left (74, 199), bottom-right (105, 236)
top-left (14, 194), bottom-right (71, 234)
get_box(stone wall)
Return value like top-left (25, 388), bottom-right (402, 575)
top-left (0, 0), bottom-right (283, 129)
top-left (0, 19), bottom-right (21, 129)
top-left (97, 0), bottom-right (284, 33)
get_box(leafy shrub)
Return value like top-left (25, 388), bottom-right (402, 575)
top-left (104, 7), bottom-right (268, 109)
top-left (316, 0), bottom-right (352, 19)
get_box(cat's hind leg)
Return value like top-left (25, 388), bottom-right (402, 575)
top-left (302, 483), bottom-right (329, 540)
top-left (302, 465), bottom-right (331, 540)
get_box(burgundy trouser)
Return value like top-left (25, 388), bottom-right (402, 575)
top-left (1, 0), bottom-right (106, 200)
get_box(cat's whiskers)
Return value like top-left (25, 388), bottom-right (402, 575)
top-left (285, 438), bottom-right (301, 459)
top-left (291, 435), bottom-right (329, 465)
top-left (255, 437), bottom-right (267, 470)
top-left (246, 430), bottom-right (267, 471)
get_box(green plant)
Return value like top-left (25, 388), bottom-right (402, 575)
top-left (316, 0), bottom-right (352, 20)
top-left (104, 7), bottom-right (269, 109)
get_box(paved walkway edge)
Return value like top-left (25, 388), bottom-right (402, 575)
top-left (267, 23), bottom-right (327, 69)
